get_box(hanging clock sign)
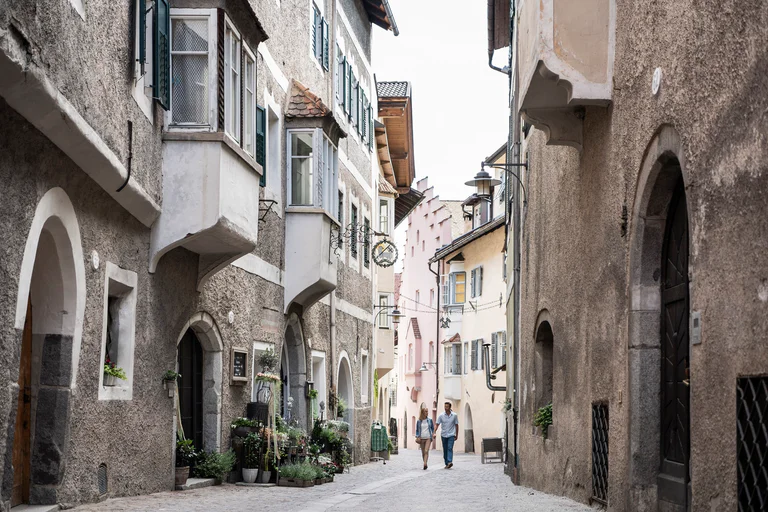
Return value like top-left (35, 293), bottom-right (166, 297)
top-left (372, 239), bottom-right (398, 268)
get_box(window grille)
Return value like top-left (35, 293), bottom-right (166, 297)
top-left (98, 463), bottom-right (108, 495)
top-left (170, 17), bottom-right (209, 124)
top-left (592, 404), bottom-right (609, 505)
top-left (737, 377), bottom-right (768, 511)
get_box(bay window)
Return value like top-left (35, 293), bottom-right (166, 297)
top-left (288, 129), bottom-right (339, 214)
top-left (379, 199), bottom-right (390, 235)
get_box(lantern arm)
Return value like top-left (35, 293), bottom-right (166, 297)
top-left (482, 162), bottom-right (528, 207)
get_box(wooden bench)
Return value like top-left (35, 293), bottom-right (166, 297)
top-left (481, 437), bottom-right (503, 464)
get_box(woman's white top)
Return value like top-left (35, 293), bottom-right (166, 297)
top-left (419, 419), bottom-right (431, 438)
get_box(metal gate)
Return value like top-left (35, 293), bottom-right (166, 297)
top-left (592, 404), bottom-right (609, 505)
top-left (737, 377), bottom-right (768, 511)
top-left (658, 178), bottom-right (690, 508)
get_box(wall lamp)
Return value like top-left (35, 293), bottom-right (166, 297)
top-left (417, 362), bottom-right (437, 373)
top-left (465, 161), bottom-right (528, 206)
top-left (372, 304), bottom-right (405, 326)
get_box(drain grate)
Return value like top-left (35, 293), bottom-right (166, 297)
top-left (98, 463), bottom-right (108, 495)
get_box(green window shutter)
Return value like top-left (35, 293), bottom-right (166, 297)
top-left (335, 47), bottom-right (341, 101)
top-left (346, 66), bottom-right (352, 116)
top-left (138, 0), bottom-right (147, 75)
top-left (154, 0), bottom-right (170, 110)
top-left (312, 5), bottom-right (319, 58)
top-left (368, 104), bottom-right (374, 151)
top-left (322, 18), bottom-right (329, 71)
top-left (256, 105), bottom-right (266, 187)
top-left (361, 93), bottom-right (367, 141)
top-left (344, 61), bottom-right (350, 114)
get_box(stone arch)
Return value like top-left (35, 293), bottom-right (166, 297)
top-left (627, 124), bottom-right (691, 510)
top-left (337, 350), bottom-right (354, 440)
top-left (281, 313), bottom-right (308, 427)
top-left (175, 312), bottom-right (223, 452)
top-left (4, 188), bottom-right (85, 506)
top-left (464, 403), bottom-right (475, 453)
top-left (533, 310), bottom-right (554, 411)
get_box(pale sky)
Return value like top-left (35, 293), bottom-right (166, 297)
top-left (372, 1), bottom-right (510, 271)
top-left (372, 0), bottom-right (510, 202)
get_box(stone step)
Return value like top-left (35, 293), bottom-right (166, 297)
top-left (11, 505), bottom-right (59, 512)
top-left (175, 478), bottom-right (218, 491)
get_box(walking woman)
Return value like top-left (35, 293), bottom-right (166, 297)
top-left (414, 406), bottom-right (434, 470)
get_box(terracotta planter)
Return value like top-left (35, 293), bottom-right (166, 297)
top-left (103, 374), bottom-right (116, 387)
top-left (242, 468), bottom-right (259, 483)
top-left (258, 470), bottom-right (271, 483)
top-left (175, 466), bottom-right (190, 487)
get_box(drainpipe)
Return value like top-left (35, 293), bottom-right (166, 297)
top-left (428, 258), bottom-right (440, 449)
top-left (330, 291), bottom-right (337, 419)
top-left (482, 343), bottom-right (506, 391)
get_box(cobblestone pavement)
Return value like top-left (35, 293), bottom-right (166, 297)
top-left (74, 449), bottom-right (592, 511)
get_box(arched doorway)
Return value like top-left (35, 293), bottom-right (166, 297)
top-left (628, 126), bottom-right (691, 511)
top-left (464, 403), bottom-right (474, 453)
top-left (337, 352), bottom-right (354, 441)
top-left (175, 312), bottom-right (223, 453)
top-left (281, 315), bottom-right (308, 428)
top-left (5, 188), bottom-right (85, 506)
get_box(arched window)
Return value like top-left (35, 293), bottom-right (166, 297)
top-left (408, 343), bottom-right (414, 370)
top-left (535, 320), bottom-right (553, 410)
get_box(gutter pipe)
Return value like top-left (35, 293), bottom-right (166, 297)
top-left (381, 0), bottom-right (399, 36)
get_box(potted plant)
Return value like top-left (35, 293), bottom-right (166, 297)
top-left (230, 417), bottom-right (258, 438)
top-left (163, 370), bottom-right (181, 382)
top-left (257, 349), bottom-right (279, 372)
top-left (278, 463), bottom-right (316, 487)
top-left (103, 357), bottom-right (127, 387)
top-left (242, 432), bottom-right (261, 483)
top-left (259, 448), bottom-right (273, 483)
top-left (336, 397), bottom-right (347, 419)
top-left (312, 464), bottom-right (325, 485)
top-left (193, 449), bottom-right (236, 482)
top-left (175, 438), bottom-right (196, 487)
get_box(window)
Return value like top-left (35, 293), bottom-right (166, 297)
top-left (416, 230), bottom-right (420, 244)
top-left (337, 190), bottom-right (344, 247)
top-left (492, 331), bottom-right (507, 367)
top-left (429, 342), bottom-right (434, 366)
top-left (361, 351), bottom-right (369, 403)
top-left (422, 240), bottom-right (425, 252)
top-left (170, 14), bottom-right (211, 125)
top-left (471, 339), bottom-right (485, 371)
top-left (379, 200), bottom-right (389, 235)
top-left (436, 236), bottom-right (441, 248)
top-left (264, 106), bottom-right (279, 190)
top-left (535, 322), bottom-right (554, 410)
top-left (290, 132), bottom-right (313, 205)
top-left (411, 246), bottom-right (414, 257)
top-left (134, 0), bottom-right (170, 118)
top-left (463, 341), bottom-right (469, 374)
top-left (363, 217), bottom-right (371, 268)
top-left (450, 272), bottom-right (466, 304)
top-left (445, 343), bottom-right (461, 375)
top-left (430, 289), bottom-right (435, 308)
top-left (378, 295), bottom-right (389, 328)
top-left (415, 290), bottom-right (420, 306)
top-left (243, 49), bottom-right (256, 156)
top-left (470, 267), bottom-right (483, 298)
top-left (441, 275), bottom-right (449, 305)
top-left (311, 3), bottom-right (330, 70)
top-left (351, 204), bottom-right (359, 258)
top-left (224, 21), bottom-right (241, 142)
top-left (99, 263), bottom-right (138, 400)
top-left (408, 344), bottom-right (414, 371)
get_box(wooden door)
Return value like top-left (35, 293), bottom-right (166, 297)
top-left (11, 300), bottom-right (32, 506)
top-left (658, 179), bottom-right (690, 508)
top-left (178, 330), bottom-right (204, 450)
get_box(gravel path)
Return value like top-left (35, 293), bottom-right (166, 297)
top-left (73, 449), bottom-right (592, 511)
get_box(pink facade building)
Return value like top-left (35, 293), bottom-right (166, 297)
top-left (395, 178), bottom-right (463, 449)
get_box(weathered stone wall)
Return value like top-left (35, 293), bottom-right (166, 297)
top-left (516, 1), bottom-right (768, 510)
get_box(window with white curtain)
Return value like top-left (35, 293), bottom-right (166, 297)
top-left (243, 47), bottom-right (256, 155)
top-left (224, 21), bottom-right (241, 142)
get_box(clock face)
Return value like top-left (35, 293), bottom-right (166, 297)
top-left (372, 239), bottom-right (398, 268)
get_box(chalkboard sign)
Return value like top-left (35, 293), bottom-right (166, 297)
top-left (230, 348), bottom-right (248, 384)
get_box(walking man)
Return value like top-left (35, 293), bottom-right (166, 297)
top-left (434, 401), bottom-right (459, 468)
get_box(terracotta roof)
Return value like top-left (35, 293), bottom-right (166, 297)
top-left (410, 318), bottom-right (422, 339)
top-left (285, 79), bottom-right (332, 118)
top-left (378, 81), bottom-right (409, 98)
top-left (378, 173), bottom-right (398, 195)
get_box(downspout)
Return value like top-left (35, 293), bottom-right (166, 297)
top-left (511, 3), bottom-right (522, 481)
top-left (482, 343), bottom-right (506, 391)
top-left (330, 291), bottom-right (337, 420)
top-left (428, 259), bottom-right (440, 411)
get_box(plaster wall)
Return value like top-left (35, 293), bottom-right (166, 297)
top-left (514, 1), bottom-right (768, 509)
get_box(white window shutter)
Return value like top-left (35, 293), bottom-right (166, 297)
top-left (491, 332), bottom-right (498, 368)
top-left (479, 266), bottom-right (483, 296)
top-left (470, 269), bottom-right (476, 298)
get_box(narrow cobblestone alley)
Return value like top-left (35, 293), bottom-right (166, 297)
top-left (73, 450), bottom-right (590, 512)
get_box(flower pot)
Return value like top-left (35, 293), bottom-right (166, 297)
top-left (232, 426), bottom-right (254, 438)
top-left (175, 466), bottom-right (190, 487)
top-left (103, 374), bottom-right (116, 387)
top-left (258, 470), bottom-right (271, 483)
top-left (242, 468), bottom-right (259, 484)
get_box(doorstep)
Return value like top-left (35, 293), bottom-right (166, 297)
top-left (235, 482), bottom-right (277, 487)
top-left (11, 505), bottom-right (60, 512)
top-left (175, 478), bottom-right (219, 491)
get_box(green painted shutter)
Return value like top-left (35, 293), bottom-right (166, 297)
top-left (361, 92), bottom-right (367, 141)
top-left (344, 61), bottom-right (350, 114)
top-left (154, 0), bottom-right (170, 110)
top-left (256, 105), bottom-right (266, 187)
top-left (368, 104), bottom-right (374, 151)
top-left (335, 47), bottom-right (341, 101)
top-left (322, 18), bottom-right (329, 70)
top-left (138, 0), bottom-right (146, 75)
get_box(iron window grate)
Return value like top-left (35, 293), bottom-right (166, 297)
top-left (592, 403), bottom-right (609, 505)
top-left (737, 377), bottom-right (768, 512)
top-left (98, 463), bottom-right (108, 495)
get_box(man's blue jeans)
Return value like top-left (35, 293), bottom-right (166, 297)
top-left (441, 435), bottom-right (455, 465)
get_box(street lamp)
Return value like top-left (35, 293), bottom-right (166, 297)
top-left (417, 362), bottom-right (437, 373)
top-left (372, 304), bottom-right (405, 326)
top-left (467, 161), bottom-right (529, 205)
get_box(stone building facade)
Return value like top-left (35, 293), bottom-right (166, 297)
top-left (490, 0), bottom-right (768, 510)
top-left (0, 0), bottom-right (399, 508)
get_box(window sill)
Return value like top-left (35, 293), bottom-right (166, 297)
top-left (162, 131), bottom-right (263, 177)
top-left (285, 206), bottom-right (342, 228)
